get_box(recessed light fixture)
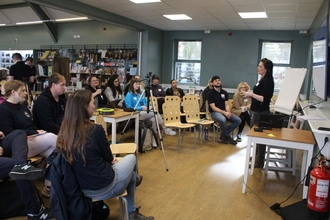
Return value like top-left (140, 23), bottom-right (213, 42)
top-left (163, 14), bottom-right (192, 20)
top-left (130, 0), bottom-right (161, 3)
top-left (0, 24), bottom-right (6, 26)
top-left (55, 17), bottom-right (88, 22)
top-left (16, 21), bottom-right (43, 25)
top-left (238, 12), bottom-right (267, 19)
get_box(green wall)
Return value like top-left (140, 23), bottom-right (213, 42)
top-left (162, 30), bottom-right (309, 89)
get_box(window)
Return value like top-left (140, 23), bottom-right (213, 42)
top-left (260, 41), bottom-right (292, 90)
top-left (175, 41), bottom-right (202, 85)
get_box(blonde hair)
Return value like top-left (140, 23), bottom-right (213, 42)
top-left (0, 80), bottom-right (7, 95)
top-left (237, 82), bottom-right (250, 91)
top-left (4, 80), bottom-right (25, 97)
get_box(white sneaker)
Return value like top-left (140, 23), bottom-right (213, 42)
top-left (152, 138), bottom-right (157, 148)
top-left (164, 128), bottom-right (176, 136)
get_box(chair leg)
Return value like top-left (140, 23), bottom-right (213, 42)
top-left (118, 196), bottom-right (129, 220)
top-left (194, 127), bottom-right (196, 150)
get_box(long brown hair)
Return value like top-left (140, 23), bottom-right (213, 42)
top-left (57, 90), bottom-right (95, 165)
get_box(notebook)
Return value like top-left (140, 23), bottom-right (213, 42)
top-left (258, 114), bottom-right (286, 129)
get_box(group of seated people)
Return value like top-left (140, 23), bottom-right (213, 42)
top-left (0, 69), bottom-right (254, 219)
top-left (0, 74), bottom-right (154, 219)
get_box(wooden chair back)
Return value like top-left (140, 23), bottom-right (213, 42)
top-left (95, 114), bottom-right (107, 136)
top-left (162, 101), bottom-right (182, 126)
top-left (148, 96), bottom-right (159, 113)
top-left (165, 96), bottom-right (181, 103)
top-left (183, 95), bottom-right (200, 121)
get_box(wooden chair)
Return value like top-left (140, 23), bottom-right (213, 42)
top-left (182, 95), bottom-right (214, 147)
top-left (162, 101), bottom-right (196, 152)
top-left (95, 114), bottom-right (107, 136)
top-left (148, 96), bottom-right (159, 113)
top-left (109, 143), bottom-right (137, 220)
top-left (264, 116), bottom-right (304, 175)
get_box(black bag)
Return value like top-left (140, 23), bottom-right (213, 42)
top-left (0, 180), bottom-right (27, 219)
top-left (92, 200), bottom-right (110, 220)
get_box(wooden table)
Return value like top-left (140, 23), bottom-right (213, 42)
top-left (242, 126), bottom-right (315, 199)
top-left (90, 109), bottom-right (139, 145)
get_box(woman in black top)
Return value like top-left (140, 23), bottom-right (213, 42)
top-left (241, 58), bottom-right (274, 168)
top-left (56, 90), bottom-right (154, 220)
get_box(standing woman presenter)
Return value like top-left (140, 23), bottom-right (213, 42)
top-left (240, 58), bottom-right (274, 168)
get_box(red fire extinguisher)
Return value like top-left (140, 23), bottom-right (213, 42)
top-left (307, 160), bottom-right (330, 215)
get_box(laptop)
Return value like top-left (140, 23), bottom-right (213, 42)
top-left (258, 114), bottom-right (286, 129)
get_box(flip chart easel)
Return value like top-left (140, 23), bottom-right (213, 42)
top-left (273, 68), bottom-right (307, 115)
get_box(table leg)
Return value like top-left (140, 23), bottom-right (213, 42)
top-left (250, 141), bottom-right (256, 175)
top-left (242, 137), bottom-right (252, 193)
top-left (112, 122), bottom-right (116, 144)
top-left (134, 116), bottom-right (139, 145)
top-left (302, 148), bottom-right (313, 199)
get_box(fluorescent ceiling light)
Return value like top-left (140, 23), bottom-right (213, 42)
top-left (16, 21), bottom-right (43, 25)
top-left (238, 12), bottom-right (267, 19)
top-left (130, 0), bottom-right (161, 3)
top-left (163, 14), bottom-right (192, 20)
top-left (55, 17), bottom-right (88, 22)
top-left (0, 24), bottom-right (6, 26)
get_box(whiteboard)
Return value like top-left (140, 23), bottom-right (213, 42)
top-left (274, 68), bottom-right (307, 115)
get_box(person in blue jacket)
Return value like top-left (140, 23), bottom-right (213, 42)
top-left (125, 79), bottom-right (176, 136)
top-left (56, 89), bottom-right (154, 220)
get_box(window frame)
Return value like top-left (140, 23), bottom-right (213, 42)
top-left (259, 40), bottom-right (293, 91)
top-left (174, 40), bottom-right (202, 86)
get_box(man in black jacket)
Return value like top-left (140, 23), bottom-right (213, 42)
top-left (165, 79), bottom-right (184, 98)
top-left (33, 73), bottom-right (67, 135)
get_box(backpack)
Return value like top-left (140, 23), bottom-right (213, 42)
top-left (139, 120), bottom-right (158, 152)
top-left (0, 180), bottom-right (27, 219)
top-left (92, 200), bottom-right (110, 220)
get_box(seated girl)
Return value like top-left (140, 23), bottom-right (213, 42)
top-left (103, 74), bottom-right (124, 108)
top-left (56, 89), bottom-right (154, 220)
top-left (124, 79), bottom-right (176, 136)
top-left (0, 80), bottom-right (57, 197)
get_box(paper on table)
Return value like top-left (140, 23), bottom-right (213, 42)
top-left (297, 115), bottom-right (326, 121)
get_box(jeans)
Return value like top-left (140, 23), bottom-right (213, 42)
top-left (250, 110), bottom-right (270, 158)
top-left (0, 130), bottom-right (40, 214)
top-left (82, 154), bottom-right (137, 213)
top-left (139, 111), bottom-right (163, 132)
top-left (211, 112), bottom-right (241, 137)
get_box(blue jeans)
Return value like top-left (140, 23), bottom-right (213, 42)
top-left (211, 112), bottom-right (241, 137)
top-left (82, 154), bottom-right (137, 213)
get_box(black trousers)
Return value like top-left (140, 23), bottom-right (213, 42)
top-left (238, 111), bottom-right (251, 134)
top-left (0, 130), bottom-right (40, 214)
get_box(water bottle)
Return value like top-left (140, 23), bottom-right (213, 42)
top-left (94, 96), bottom-right (99, 109)
top-left (204, 127), bottom-right (208, 140)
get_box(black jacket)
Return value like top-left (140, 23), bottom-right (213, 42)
top-left (33, 87), bottom-right (67, 134)
top-left (166, 87), bottom-right (184, 98)
top-left (45, 154), bottom-right (92, 220)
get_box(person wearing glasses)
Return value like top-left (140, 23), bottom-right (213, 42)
top-left (241, 58), bottom-right (274, 168)
top-left (33, 73), bottom-right (67, 135)
top-left (103, 74), bottom-right (124, 108)
top-left (85, 76), bottom-right (108, 108)
top-left (231, 82), bottom-right (251, 142)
